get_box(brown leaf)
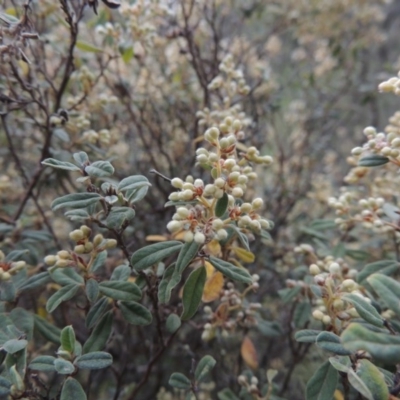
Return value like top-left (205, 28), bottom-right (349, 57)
top-left (202, 270), bottom-right (224, 303)
top-left (241, 336), bottom-right (258, 370)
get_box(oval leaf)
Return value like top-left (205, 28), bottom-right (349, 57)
top-left (306, 360), bottom-right (338, 400)
top-left (181, 266), bottom-right (206, 321)
top-left (83, 311), bottom-right (113, 354)
top-left (52, 193), bottom-right (102, 211)
top-left (367, 273), bottom-right (400, 316)
top-left (168, 372), bottom-right (191, 389)
top-left (342, 293), bottom-right (383, 327)
top-left (119, 301), bottom-right (152, 325)
top-left (215, 192), bottom-right (228, 217)
top-left (60, 378), bottom-right (87, 400)
top-left (54, 358), bottom-right (75, 374)
top-left (195, 355), bottom-right (216, 382)
top-left (131, 241), bottom-right (183, 271)
top-left (29, 356), bottom-right (56, 372)
top-left (209, 256), bottom-right (252, 284)
top-left (46, 284), bottom-right (80, 313)
top-left (75, 351), bottom-right (113, 370)
top-left (99, 281), bottom-right (141, 301)
top-left (316, 331), bottom-right (351, 355)
top-left (358, 155), bottom-right (389, 167)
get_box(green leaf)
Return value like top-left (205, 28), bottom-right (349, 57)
top-left (60, 326), bottom-right (76, 354)
top-left (65, 209), bottom-right (90, 222)
top-left (358, 155), bottom-right (389, 167)
top-left (176, 241), bottom-right (200, 275)
top-left (121, 46), bottom-right (134, 63)
top-left (51, 268), bottom-right (84, 286)
top-left (106, 207), bottom-right (135, 229)
top-left (111, 265), bottom-right (131, 281)
top-left (166, 313), bottom-right (181, 333)
top-left (0, 376), bottom-right (11, 396)
top-left (75, 351), bottom-right (113, 370)
top-left (18, 271), bottom-right (51, 292)
top-left (195, 355), bottom-right (216, 382)
top-left (367, 274), bottom-right (400, 316)
top-left (42, 158), bottom-right (80, 171)
top-left (118, 175), bottom-right (151, 192)
top-left (158, 263), bottom-right (175, 303)
top-left (90, 250), bottom-right (107, 273)
top-left (34, 315), bottom-right (61, 344)
top-left (99, 281), bottom-right (141, 301)
top-left (215, 192), bottom-right (229, 217)
top-left (5, 249), bottom-right (28, 262)
top-left (209, 256), bottom-right (252, 284)
top-left (119, 301), bottom-right (152, 325)
top-left (316, 331), bottom-right (351, 355)
top-left (131, 241), bottom-right (182, 271)
top-left (168, 372), bottom-right (191, 389)
top-left (181, 266), bottom-right (206, 321)
top-left (347, 369), bottom-right (373, 400)
top-left (341, 323), bottom-right (400, 364)
top-left (342, 293), bottom-right (383, 327)
top-left (83, 311), bottom-right (113, 354)
top-left (256, 319), bottom-right (283, 337)
top-left (329, 356), bottom-right (351, 373)
top-left (306, 361), bottom-right (338, 400)
top-left (85, 297), bottom-right (109, 329)
top-left (357, 260), bottom-right (399, 283)
top-left (60, 378), bottom-right (87, 400)
top-left (85, 161), bottom-right (114, 177)
top-left (76, 39), bottom-right (103, 53)
top-left (2, 339), bottom-right (28, 354)
top-left (73, 152), bottom-right (89, 166)
top-left (52, 193), bottom-right (102, 211)
top-left (354, 359), bottom-right (389, 400)
top-left (46, 284), bottom-right (80, 313)
top-left (29, 356), bottom-right (56, 371)
top-left (54, 358), bottom-right (75, 374)
top-left (85, 279), bottom-right (99, 303)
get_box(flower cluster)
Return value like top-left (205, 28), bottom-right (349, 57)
top-left (0, 251), bottom-right (26, 282)
top-left (44, 225), bottom-right (116, 270)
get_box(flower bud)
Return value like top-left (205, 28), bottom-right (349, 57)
top-left (232, 187), bottom-right (243, 198)
top-left (167, 220), bottom-right (182, 233)
top-left (212, 219), bottom-right (224, 230)
top-left (194, 232), bottom-right (206, 244)
top-left (309, 264), bottom-right (320, 275)
top-left (80, 225), bottom-right (92, 237)
top-left (177, 207), bottom-right (190, 219)
top-left (69, 229), bottom-right (85, 241)
top-left (252, 198), bottom-right (263, 210)
top-left (312, 309), bottom-right (324, 320)
top-left (322, 315), bottom-right (332, 325)
top-left (216, 229), bottom-right (228, 240)
top-left (44, 255), bottom-right (57, 266)
top-left (74, 245), bottom-right (85, 254)
top-left (214, 178), bottom-right (225, 188)
top-left (105, 239), bottom-right (117, 249)
top-left (181, 189), bottom-right (194, 200)
top-left (93, 234), bottom-right (104, 247)
top-left (57, 250), bottom-right (70, 259)
top-left (171, 178), bottom-right (184, 189)
top-left (183, 231), bottom-right (194, 242)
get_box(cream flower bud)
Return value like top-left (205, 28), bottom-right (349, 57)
top-left (55, 259), bottom-right (69, 267)
top-left (57, 250), bottom-right (70, 259)
top-left (216, 229), bottom-right (228, 240)
top-left (322, 315), bottom-right (332, 325)
top-left (197, 154), bottom-right (208, 163)
top-left (93, 234), bottom-right (104, 247)
top-left (232, 119), bottom-right (242, 130)
top-left (2, 272), bottom-right (11, 281)
top-left (229, 171), bottom-right (240, 181)
top-left (363, 126), bottom-right (377, 136)
top-left (168, 192), bottom-right (180, 201)
top-left (85, 242), bottom-right (94, 252)
top-left (329, 262), bottom-right (341, 275)
top-left (312, 309), bottom-right (324, 320)
top-left (212, 219), bottom-right (224, 230)
top-left (232, 187), bottom-right (243, 197)
top-left (224, 159), bottom-right (236, 169)
top-left (194, 232), bottom-right (206, 244)
top-left (194, 179), bottom-right (204, 188)
top-left (214, 188), bottom-right (224, 199)
top-left (183, 231), bottom-right (194, 242)
top-left (80, 225), bottom-right (91, 237)
top-left (171, 178), bottom-right (184, 189)
top-left (167, 220), bottom-right (183, 233)
top-left (240, 203), bottom-right (252, 213)
top-left (44, 255), bottom-right (57, 266)
top-left (182, 182), bottom-right (195, 190)
top-left (177, 207), bottom-right (190, 219)
top-left (342, 279), bottom-right (356, 290)
top-left (204, 184), bottom-right (216, 196)
top-left (181, 189), bottom-right (194, 200)
top-left (74, 245), bottom-right (85, 254)
top-left (252, 198), bottom-right (264, 210)
top-left (105, 239), bottom-right (117, 249)
top-left (219, 138), bottom-right (229, 148)
top-left (309, 264), bottom-right (320, 275)
top-left (214, 178), bottom-right (225, 188)
top-left (351, 147), bottom-right (363, 156)
top-left (238, 175), bottom-right (248, 185)
top-left (69, 229), bottom-right (84, 242)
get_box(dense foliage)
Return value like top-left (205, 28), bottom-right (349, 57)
top-left (2, 0), bottom-right (400, 399)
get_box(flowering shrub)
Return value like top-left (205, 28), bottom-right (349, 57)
top-left (1, 0), bottom-right (400, 399)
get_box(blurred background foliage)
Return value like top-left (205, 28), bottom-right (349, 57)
top-left (1, 0), bottom-right (400, 399)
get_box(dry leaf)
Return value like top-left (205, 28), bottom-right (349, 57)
top-left (206, 240), bottom-right (221, 256)
top-left (202, 271), bottom-right (224, 302)
top-left (241, 336), bottom-right (258, 370)
top-left (204, 261), bottom-right (215, 277)
top-left (334, 390), bottom-right (344, 400)
top-left (232, 247), bottom-right (255, 263)
top-left (145, 235), bottom-right (167, 242)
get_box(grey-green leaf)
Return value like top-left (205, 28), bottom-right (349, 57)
top-left (60, 326), bottom-right (76, 353)
top-left (42, 158), bottom-right (80, 171)
top-left (342, 293), bottom-right (383, 327)
top-left (195, 355), bottom-right (216, 382)
top-left (2, 339), bottom-right (28, 354)
top-left (85, 161), bottom-right (114, 177)
top-left (85, 297), bottom-right (109, 329)
top-left (52, 192), bottom-right (102, 211)
top-left (46, 284), bottom-right (80, 313)
top-left (181, 266), bottom-right (206, 321)
top-left (119, 301), bottom-right (152, 325)
top-left (60, 378), bottom-right (87, 400)
top-left (316, 331), bottom-right (352, 355)
top-left (0, 376), bottom-right (11, 396)
top-left (75, 351), bottom-right (113, 370)
top-left (34, 315), bottom-right (61, 344)
top-left (367, 273), bottom-right (400, 316)
top-left (86, 279), bottom-right (99, 303)
top-left (209, 256), bottom-right (252, 284)
top-left (18, 271), bottom-right (51, 292)
top-left (83, 311), bottom-right (113, 354)
top-left (54, 358), bottom-right (75, 374)
top-left (99, 281), bottom-right (141, 301)
top-left (131, 241), bottom-right (182, 271)
top-left (358, 155), bottom-right (389, 167)
top-left (306, 360), bottom-right (338, 400)
top-left (168, 372), bottom-right (191, 389)
top-left (29, 356), bottom-right (56, 371)
top-left (215, 192), bottom-right (228, 217)
top-left (166, 313), bottom-right (181, 333)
